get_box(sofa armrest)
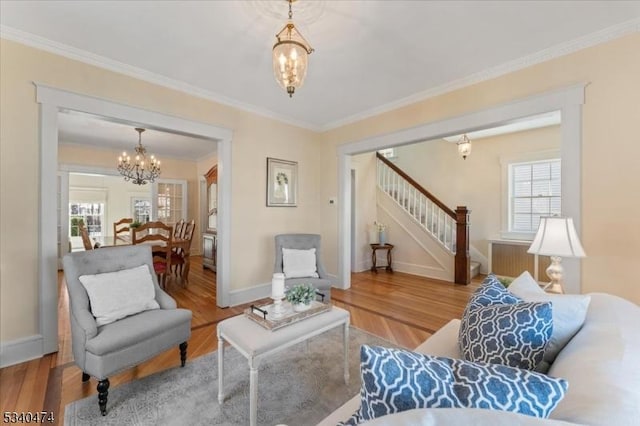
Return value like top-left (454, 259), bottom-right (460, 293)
top-left (71, 306), bottom-right (98, 340)
top-left (155, 287), bottom-right (177, 309)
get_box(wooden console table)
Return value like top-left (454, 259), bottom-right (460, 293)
top-left (370, 243), bottom-right (394, 273)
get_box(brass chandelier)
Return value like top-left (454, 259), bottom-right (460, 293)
top-left (117, 128), bottom-right (161, 185)
top-left (272, 0), bottom-right (314, 97)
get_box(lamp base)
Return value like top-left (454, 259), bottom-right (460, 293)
top-left (542, 256), bottom-right (564, 292)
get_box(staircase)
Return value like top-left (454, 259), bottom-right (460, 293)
top-left (376, 153), bottom-right (472, 284)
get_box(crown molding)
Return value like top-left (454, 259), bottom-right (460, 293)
top-left (2, 18), bottom-right (638, 134)
top-left (321, 18), bottom-right (640, 132)
top-left (0, 25), bottom-right (322, 132)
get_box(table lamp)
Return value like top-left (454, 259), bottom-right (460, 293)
top-left (527, 216), bottom-right (586, 292)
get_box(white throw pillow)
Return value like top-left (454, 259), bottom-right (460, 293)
top-left (508, 271), bottom-right (591, 372)
top-left (79, 265), bottom-right (160, 326)
top-left (282, 248), bottom-right (319, 279)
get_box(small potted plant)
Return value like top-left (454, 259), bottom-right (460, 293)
top-left (130, 221), bottom-right (142, 229)
top-left (286, 283), bottom-right (317, 312)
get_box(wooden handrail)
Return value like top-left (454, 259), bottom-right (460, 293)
top-left (376, 152), bottom-right (456, 219)
top-left (377, 152), bottom-right (470, 285)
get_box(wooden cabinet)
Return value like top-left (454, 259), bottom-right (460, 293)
top-left (203, 231), bottom-right (217, 272)
top-left (203, 165), bottom-right (218, 272)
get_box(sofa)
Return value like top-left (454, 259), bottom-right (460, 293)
top-left (319, 291), bottom-right (640, 425)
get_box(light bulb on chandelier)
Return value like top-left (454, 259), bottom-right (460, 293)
top-left (117, 128), bottom-right (161, 185)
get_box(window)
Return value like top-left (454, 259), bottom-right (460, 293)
top-left (509, 159), bottom-right (561, 233)
top-left (132, 197), bottom-right (151, 224)
top-left (155, 181), bottom-right (186, 226)
top-left (69, 202), bottom-right (104, 237)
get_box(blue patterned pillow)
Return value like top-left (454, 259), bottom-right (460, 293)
top-left (355, 345), bottom-right (567, 423)
top-left (465, 274), bottom-right (522, 312)
top-left (459, 301), bottom-right (553, 370)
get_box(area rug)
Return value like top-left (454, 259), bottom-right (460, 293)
top-left (64, 326), bottom-right (398, 426)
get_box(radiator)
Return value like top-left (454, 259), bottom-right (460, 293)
top-left (488, 239), bottom-right (550, 280)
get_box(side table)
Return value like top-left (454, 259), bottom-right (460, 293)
top-left (370, 243), bottom-right (394, 273)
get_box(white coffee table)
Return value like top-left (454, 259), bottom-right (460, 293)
top-left (217, 306), bottom-right (350, 426)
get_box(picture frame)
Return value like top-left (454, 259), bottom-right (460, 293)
top-left (267, 157), bottom-right (298, 207)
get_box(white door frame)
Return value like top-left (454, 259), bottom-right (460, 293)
top-left (36, 83), bottom-right (233, 354)
top-left (337, 84), bottom-right (586, 294)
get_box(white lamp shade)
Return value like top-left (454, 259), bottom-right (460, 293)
top-left (527, 216), bottom-right (586, 258)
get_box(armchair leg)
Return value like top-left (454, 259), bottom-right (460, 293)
top-left (97, 378), bottom-right (110, 416)
top-left (179, 342), bottom-right (188, 367)
top-left (82, 372), bottom-right (90, 382)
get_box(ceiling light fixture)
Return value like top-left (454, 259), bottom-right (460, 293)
top-left (273, 0), bottom-right (314, 97)
top-left (117, 128), bottom-right (161, 185)
top-left (457, 134), bottom-right (472, 159)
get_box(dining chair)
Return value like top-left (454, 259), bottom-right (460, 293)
top-left (173, 219), bottom-right (185, 240)
top-left (132, 221), bottom-right (173, 288)
top-left (171, 219), bottom-right (195, 283)
top-left (79, 223), bottom-right (100, 250)
top-left (113, 218), bottom-right (133, 244)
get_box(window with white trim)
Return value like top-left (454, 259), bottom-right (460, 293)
top-left (131, 197), bottom-right (151, 224)
top-left (69, 202), bottom-right (104, 237)
top-left (509, 159), bottom-right (561, 233)
top-left (155, 181), bottom-right (186, 227)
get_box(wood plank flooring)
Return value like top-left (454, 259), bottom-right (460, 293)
top-left (0, 256), bottom-right (480, 425)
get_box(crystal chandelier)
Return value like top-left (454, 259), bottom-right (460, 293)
top-left (117, 128), bottom-right (161, 185)
top-left (272, 0), bottom-right (314, 97)
top-left (457, 134), bottom-right (472, 160)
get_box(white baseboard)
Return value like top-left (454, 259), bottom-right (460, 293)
top-left (392, 261), bottom-right (452, 282)
top-left (228, 282), bottom-right (271, 307)
top-left (0, 334), bottom-right (43, 368)
top-left (352, 259), bottom-right (372, 273)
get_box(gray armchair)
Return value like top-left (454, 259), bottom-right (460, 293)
top-left (62, 245), bottom-right (192, 416)
top-left (274, 233), bottom-right (332, 301)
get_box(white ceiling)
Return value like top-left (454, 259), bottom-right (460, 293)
top-left (2, 1), bottom-right (639, 132)
top-left (58, 112), bottom-right (217, 161)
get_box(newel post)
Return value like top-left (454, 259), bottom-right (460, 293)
top-left (455, 206), bottom-right (471, 285)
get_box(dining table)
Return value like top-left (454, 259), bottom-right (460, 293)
top-left (96, 234), bottom-right (191, 251)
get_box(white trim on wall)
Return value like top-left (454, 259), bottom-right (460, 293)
top-left (337, 84), bottom-right (586, 294)
top-left (35, 83), bottom-right (233, 361)
top-left (0, 335), bottom-right (44, 369)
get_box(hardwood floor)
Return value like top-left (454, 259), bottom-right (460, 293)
top-left (0, 256), bottom-right (480, 424)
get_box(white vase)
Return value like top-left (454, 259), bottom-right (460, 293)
top-left (293, 302), bottom-right (312, 312)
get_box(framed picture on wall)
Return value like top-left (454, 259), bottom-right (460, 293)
top-left (267, 157), bottom-right (298, 207)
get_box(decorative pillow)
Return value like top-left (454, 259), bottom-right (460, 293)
top-left (356, 345), bottom-right (567, 423)
top-left (79, 265), bottom-right (160, 326)
top-left (459, 301), bottom-right (553, 370)
top-left (282, 247), bottom-right (319, 279)
top-left (464, 274), bottom-right (522, 313)
top-left (508, 271), bottom-right (591, 372)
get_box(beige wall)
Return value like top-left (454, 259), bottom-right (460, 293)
top-left (2, 32), bottom-right (639, 347)
top-left (351, 153), bottom-right (378, 271)
top-left (392, 126), bottom-right (561, 260)
top-left (319, 33), bottom-right (640, 304)
top-left (0, 39), bottom-right (322, 343)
